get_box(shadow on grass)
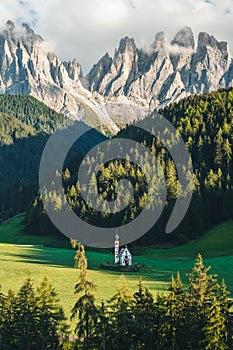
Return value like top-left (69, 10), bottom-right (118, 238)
top-left (5, 246), bottom-right (74, 268)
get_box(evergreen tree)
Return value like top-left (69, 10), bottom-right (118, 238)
top-left (71, 241), bottom-right (98, 349)
top-left (132, 279), bottom-right (157, 350)
top-left (36, 276), bottom-right (67, 349)
top-left (159, 273), bottom-right (185, 350)
top-left (15, 278), bottom-right (40, 350)
top-left (185, 254), bottom-right (229, 349)
top-left (108, 275), bottom-right (134, 350)
top-left (0, 289), bottom-right (18, 349)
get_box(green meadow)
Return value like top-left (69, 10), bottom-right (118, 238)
top-left (0, 215), bottom-right (233, 327)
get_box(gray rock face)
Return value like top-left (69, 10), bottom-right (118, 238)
top-left (0, 22), bottom-right (233, 134)
top-left (171, 26), bottom-right (195, 49)
top-left (86, 27), bottom-right (233, 110)
top-left (0, 21), bottom-right (121, 134)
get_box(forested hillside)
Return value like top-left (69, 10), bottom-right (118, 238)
top-left (0, 95), bottom-right (105, 220)
top-left (26, 88), bottom-right (233, 244)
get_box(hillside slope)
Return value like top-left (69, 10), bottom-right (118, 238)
top-left (1, 215), bottom-right (233, 259)
top-left (0, 95), bottom-right (105, 218)
top-left (0, 217), bottom-right (233, 318)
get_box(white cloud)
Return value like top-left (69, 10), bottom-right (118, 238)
top-left (0, 0), bottom-right (233, 73)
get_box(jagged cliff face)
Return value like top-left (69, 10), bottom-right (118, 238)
top-left (0, 21), bottom-right (123, 134)
top-left (86, 26), bottom-right (233, 110)
top-left (0, 22), bottom-right (233, 134)
top-left (0, 21), bottom-right (85, 110)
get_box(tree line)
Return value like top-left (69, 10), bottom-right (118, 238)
top-left (26, 88), bottom-right (233, 245)
top-left (0, 95), bottom-right (104, 221)
top-left (1, 246), bottom-right (232, 349)
top-left (69, 244), bottom-right (233, 350)
top-left (0, 89), bottom-right (233, 244)
top-left (0, 277), bottom-right (67, 349)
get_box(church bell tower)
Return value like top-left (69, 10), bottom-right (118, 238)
top-left (114, 229), bottom-right (120, 264)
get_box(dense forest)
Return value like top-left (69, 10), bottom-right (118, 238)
top-left (25, 88), bottom-right (233, 245)
top-left (0, 90), bottom-right (232, 244)
top-left (1, 246), bottom-right (232, 350)
top-left (0, 95), bottom-right (105, 221)
top-left (0, 95), bottom-right (66, 219)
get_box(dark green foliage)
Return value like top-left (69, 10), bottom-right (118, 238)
top-left (70, 253), bottom-right (233, 350)
top-left (26, 88), bottom-right (233, 245)
top-left (107, 275), bottom-right (135, 350)
top-left (36, 277), bottom-right (68, 349)
top-left (0, 94), bottom-right (66, 219)
top-left (0, 253), bottom-right (232, 349)
top-left (131, 279), bottom-right (157, 349)
top-left (0, 95), bottom-right (66, 145)
top-left (0, 95), bottom-right (105, 221)
top-left (71, 241), bottom-right (98, 349)
top-left (1, 89), bottom-right (233, 245)
top-left (0, 277), bottom-right (67, 349)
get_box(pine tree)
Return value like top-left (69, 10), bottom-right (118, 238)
top-left (166, 159), bottom-right (180, 199)
top-left (36, 276), bottom-right (67, 349)
top-left (159, 273), bottom-right (185, 350)
top-left (202, 295), bottom-right (227, 350)
top-left (15, 278), bottom-right (40, 350)
top-left (185, 254), bottom-right (211, 348)
top-left (0, 289), bottom-right (18, 349)
top-left (132, 279), bottom-right (157, 350)
top-left (185, 254), bottom-right (229, 349)
top-left (219, 280), bottom-right (233, 348)
top-left (108, 275), bottom-right (134, 350)
top-left (91, 301), bottom-right (110, 350)
top-left (71, 241), bottom-right (98, 349)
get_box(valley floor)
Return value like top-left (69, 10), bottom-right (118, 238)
top-left (0, 216), bottom-right (233, 327)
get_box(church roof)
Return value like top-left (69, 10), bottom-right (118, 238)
top-left (119, 247), bottom-right (132, 258)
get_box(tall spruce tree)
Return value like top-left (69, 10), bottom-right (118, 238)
top-left (132, 279), bottom-right (157, 350)
top-left (36, 276), bottom-right (67, 349)
top-left (108, 275), bottom-right (134, 350)
top-left (159, 273), bottom-right (185, 350)
top-left (71, 241), bottom-right (98, 350)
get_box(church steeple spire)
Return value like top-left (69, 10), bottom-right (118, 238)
top-left (114, 229), bottom-right (120, 264)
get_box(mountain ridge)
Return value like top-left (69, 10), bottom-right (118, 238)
top-left (86, 26), bottom-right (233, 110)
top-left (0, 21), bottom-right (233, 134)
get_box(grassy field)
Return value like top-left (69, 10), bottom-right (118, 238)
top-left (0, 215), bottom-right (233, 328)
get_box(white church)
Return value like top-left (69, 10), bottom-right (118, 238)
top-left (114, 231), bottom-right (132, 266)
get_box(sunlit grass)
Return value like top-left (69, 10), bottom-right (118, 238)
top-left (0, 216), bottom-right (233, 330)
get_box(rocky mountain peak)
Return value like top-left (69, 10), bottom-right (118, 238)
top-left (63, 58), bottom-right (83, 80)
top-left (1, 20), bottom-right (43, 52)
top-left (113, 36), bottom-right (138, 78)
top-left (5, 20), bottom-right (15, 31)
top-left (86, 27), bottom-right (233, 115)
top-left (22, 22), bottom-right (43, 42)
top-left (197, 32), bottom-right (230, 55)
top-left (152, 31), bottom-right (166, 52)
top-left (118, 37), bottom-right (136, 54)
top-left (2, 20), bottom-right (17, 42)
top-left (198, 32), bottom-right (218, 48)
top-left (1, 22), bottom-right (233, 135)
top-left (171, 26), bottom-right (195, 49)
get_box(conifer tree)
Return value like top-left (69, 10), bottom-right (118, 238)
top-left (219, 280), bottom-right (233, 348)
top-left (159, 273), bottom-right (185, 350)
top-left (15, 278), bottom-right (40, 350)
top-left (108, 275), bottom-right (134, 350)
top-left (71, 241), bottom-right (98, 349)
top-left (36, 276), bottom-right (67, 349)
top-left (0, 289), bottom-right (18, 349)
top-left (202, 295), bottom-right (227, 350)
top-left (132, 279), bottom-right (157, 350)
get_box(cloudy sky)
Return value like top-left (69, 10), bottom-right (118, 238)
top-left (1, 0), bottom-right (233, 73)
